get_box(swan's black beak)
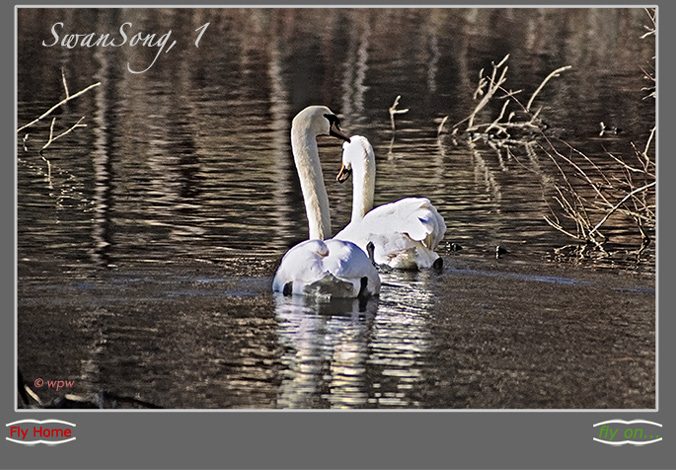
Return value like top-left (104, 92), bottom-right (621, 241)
top-left (336, 161), bottom-right (352, 183)
top-left (330, 122), bottom-right (351, 143)
top-left (324, 114), bottom-right (351, 143)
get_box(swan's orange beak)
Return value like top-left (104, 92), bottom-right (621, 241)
top-left (329, 121), bottom-right (351, 143)
top-left (336, 162), bottom-right (352, 183)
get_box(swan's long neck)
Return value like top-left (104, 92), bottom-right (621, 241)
top-left (291, 127), bottom-right (331, 240)
top-left (350, 144), bottom-right (376, 222)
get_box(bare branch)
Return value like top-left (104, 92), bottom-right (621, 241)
top-left (17, 81), bottom-right (101, 133)
top-left (526, 65), bottom-right (572, 112)
top-left (61, 68), bottom-right (70, 99)
top-left (40, 116), bottom-right (88, 152)
top-left (485, 100), bottom-right (511, 135)
top-left (588, 181), bottom-right (656, 238)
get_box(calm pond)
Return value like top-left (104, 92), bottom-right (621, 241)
top-left (17, 8), bottom-right (655, 409)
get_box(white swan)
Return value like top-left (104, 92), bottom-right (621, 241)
top-left (334, 135), bottom-right (446, 270)
top-left (272, 107), bottom-right (380, 299)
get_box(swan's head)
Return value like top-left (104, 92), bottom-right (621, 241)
top-left (292, 105), bottom-right (351, 142)
top-left (337, 135), bottom-right (374, 183)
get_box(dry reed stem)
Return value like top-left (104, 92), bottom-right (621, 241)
top-left (541, 137), bottom-right (655, 246)
top-left (588, 181), bottom-right (655, 238)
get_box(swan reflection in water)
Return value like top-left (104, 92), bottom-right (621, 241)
top-left (274, 293), bottom-right (378, 409)
top-left (273, 270), bottom-right (437, 409)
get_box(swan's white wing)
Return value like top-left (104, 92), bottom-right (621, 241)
top-left (367, 197), bottom-right (446, 248)
top-left (335, 197), bottom-right (446, 269)
top-left (322, 239), bottom-right (380, 294)
top-left (273, 239), bottom-right (380, 299)
top-left (272, 240), bottom-right (330, 292)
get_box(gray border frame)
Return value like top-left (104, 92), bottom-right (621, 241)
top-left (4, 2), bottom-right (671, 469)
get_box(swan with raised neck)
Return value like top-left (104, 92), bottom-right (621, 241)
top-left (335, 135), bottom-right (447, 270)
top-left (291, 106), bottom-right (350, 240)
top-left (272, 107), bottom-right (380, 298)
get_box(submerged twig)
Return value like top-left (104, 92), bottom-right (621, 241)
top-left (61, 68), bottom-right (70, 99)
top-left (40, 116), bottom-right (88, 153)
top-left (437, 115), bottom-right (449, 137)
top-left (389, 95), bottom-right (409, 131)
top-left (17, 81), bottom-right (100, 133)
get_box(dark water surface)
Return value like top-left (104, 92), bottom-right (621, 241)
top-left (17, 8), bottom-right (655, 409)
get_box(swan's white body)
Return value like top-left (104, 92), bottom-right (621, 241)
top-left (272, 239), bottom-right (378, 298)
top-left (334, 136), bottom-right (446, 270)
top-left (272, 107), bottom-right (380, 299)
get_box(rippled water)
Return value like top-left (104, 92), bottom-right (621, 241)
top-left (17, 8), bottom-right (655, 409)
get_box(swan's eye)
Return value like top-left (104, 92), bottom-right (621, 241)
top-left (323, 113), bottom-right (340, 126)
top-left (324, 113), bottom-right (351, 142)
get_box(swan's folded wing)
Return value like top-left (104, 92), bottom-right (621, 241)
top-left (273, 239), bottom-right (380, 297)
top-left (354, 197), bottom-right (446, 248)
top-left (272, 240), bottom-right (329, 292)
top-left (322, 239), bottom-right (381, 294)
top-left (333, 197), bottom-right (446, 269)
top-left (417, 199), bottom-right (447, 250)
